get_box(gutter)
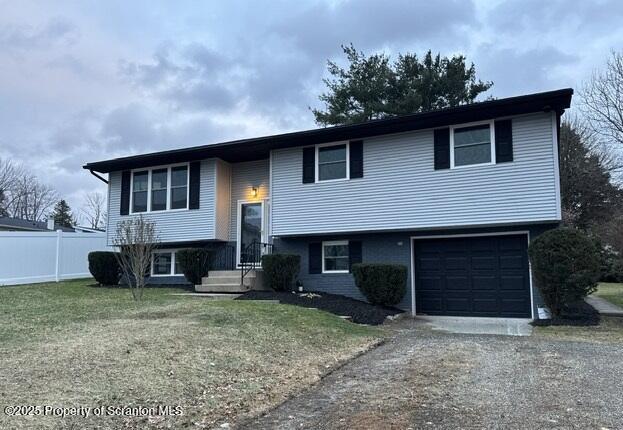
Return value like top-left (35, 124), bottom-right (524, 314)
top-left (89, 169), bottom-right (108, 184)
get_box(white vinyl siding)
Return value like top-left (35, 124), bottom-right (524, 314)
top-left (271, 112), bottom-right (559, 236)
top-left (107, 159), bottom-right (216, 245)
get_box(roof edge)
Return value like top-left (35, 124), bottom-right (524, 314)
top-left (84, 88), bottom-right (573, 173)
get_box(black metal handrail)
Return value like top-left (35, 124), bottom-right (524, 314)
top-left (211, 244), bottom-right (236, 271)
top-left (240, 240), bottom-right (273, 286)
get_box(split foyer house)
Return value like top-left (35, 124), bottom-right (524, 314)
top-left (84, 88), bottom-right (573, 319)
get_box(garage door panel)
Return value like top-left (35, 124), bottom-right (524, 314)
top-left (415, 234), bottom-right (531, 318)
top-left (419, 276), bottom-right (442, 291)
top-left (500, 275), bottom-right (527, 291)
top-left (499, 255), bottom-right (524, 269)
top-left (445, 297), bottom-right (471, 312)
top-left (499, 236), bottom-right (524, 250)
top-left (445, 256), bottom-right (468, 270)
top-left (445, 276), bottom-right (470, 290)
top-left (472, 298), bottom-right (499, 313)
top-left (500, 299), bottom-right (531, 315)
top-left (472, 276), bottom-right (497, 290)
top-left (419, 256), bottom-right (442, 270)
top-left (471, 256), bottom-right (496, 270)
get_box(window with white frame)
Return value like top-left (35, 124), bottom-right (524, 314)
top-left (131, 164), bottom-right (189, 213)
top-left (451, 123), bottom-right (494, 168)
top-left (317, 143), bottom-right (348, 181)
top-left (151, 250), bottom-right (184, 276)
top-left (322, 240), bottom-right (349, 273)
top-left (132, 171), bottom-right (148, 213)
top-left (151, 168), bottom-right (168, 211)
top-left (170, 165), bottom-right (189, 209)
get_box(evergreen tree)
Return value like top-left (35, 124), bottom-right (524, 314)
top-left (50, 199), bottom-right (75, 228)
top-left (313, 45), bottom-right (493, 126)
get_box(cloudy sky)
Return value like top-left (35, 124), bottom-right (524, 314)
top-left (1, 0), bottom-right (622, 214)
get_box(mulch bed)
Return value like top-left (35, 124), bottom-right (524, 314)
top-left (236, 291), bottom-right (403, 325)
top-left (532, 300), bottom-right (600, 326)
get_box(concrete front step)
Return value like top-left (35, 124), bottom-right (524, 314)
top-left (195, 283), bottom-right (250, 293)
top-left (208, 270), bottom-right (256, 278)
top-left (201, 277), bottom-right (254, 289)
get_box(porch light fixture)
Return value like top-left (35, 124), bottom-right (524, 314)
top-left (251, 187), bottom-right (258, 198)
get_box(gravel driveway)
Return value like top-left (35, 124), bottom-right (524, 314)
top-left (238, 318), bottom-right (623, 430)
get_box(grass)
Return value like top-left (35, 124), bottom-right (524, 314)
top-left (534, 317), bottom-right (623, 343)
top-left (593, 282), bottom-right (623, 308)
top-left (534, 283), bottom-right (623, 343)
top-left (0, 279), bottom-right (381, 429)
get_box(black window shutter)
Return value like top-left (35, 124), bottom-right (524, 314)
top-left (349, 140), bottom-right (364, 178)
top-left (302, 147), bottom-right (315, 183)
top-left (309, 242), bottom-right (322, 274)
top-left (348, 240), bottom-right (362, 273)
top-left (495, 119), bottom-right (513, 163)
top-left (189, 162), bottom-right (201, 209)
top-left (434, 128), bottom-right (450, 170)
top-left (120, 171), bottom-right (131, 215)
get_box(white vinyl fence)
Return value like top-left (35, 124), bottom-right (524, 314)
top-left (0, 230), bottom-right (110, 286)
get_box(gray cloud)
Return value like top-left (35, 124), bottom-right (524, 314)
top-left (488, 0), bottom-right (623, 35)
top-left (0, 18), bottom-right (77, 51)
top-left (1, 0), bottom-right (622, 213)
top-left (475, 46), bottom-right (578, 97)
top-left (272, 0), bottom-right (477, 59)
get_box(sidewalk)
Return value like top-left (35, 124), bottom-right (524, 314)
top-left (586, 295), bottom-right (623, 317)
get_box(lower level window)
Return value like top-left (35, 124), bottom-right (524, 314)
top-left (152, 250), bottom-right (184, 276)
top-left (322, 240), bottom-right (349, 273)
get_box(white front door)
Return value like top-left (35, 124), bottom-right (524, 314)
top-left (237, 200), bottom-right (265, 266)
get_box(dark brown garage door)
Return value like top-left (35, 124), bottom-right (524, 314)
top-left (414, 234), bottom-right (531, 318)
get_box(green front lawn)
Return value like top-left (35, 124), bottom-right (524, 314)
top-left (593, 282), bottom-right (623, 308)
top-left (0, 280), bottom-right (381, 429)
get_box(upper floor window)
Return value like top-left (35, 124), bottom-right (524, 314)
top-left (451, 122), bottom-right (494, 168)
top-left (317, 143), bottom-right (348, 181)
top-left (132, 171), bottom-right (148, 213)
top-left (151, 168), bottom-right (168, 211)
top-left (131, 164), bottom-right (189, 213)
top-left (170, 166), bottom-right (189, 209)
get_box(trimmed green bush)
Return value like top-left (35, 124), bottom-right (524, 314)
top-left (352, 263), bottom-right (407, 307)
top-left (261, 254), bottom-right (300, 291)
top-left (176, 248), bottom-right (211, 285)
top-left (528, 228), bottom-right (600, 317)
top-left (88, 251), bottom-right (121, 286)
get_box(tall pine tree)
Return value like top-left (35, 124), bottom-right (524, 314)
top-left (50, 199), bottom-right (75, 228)
top-left (313, 45), bottom-right (493, 126)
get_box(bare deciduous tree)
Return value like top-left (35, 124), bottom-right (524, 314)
top-left (580, 51), bottom-right (623, 176)
top-left (0, 158), bottom-right (59, 221)
top-left (7, 173), bottom-right (58, 221)
top-left (113, 216), bottom-right (157, 302)
top-left (0, 158), bottom-right (19, 216)
top-left (82, 191), bottom-right (107, 229)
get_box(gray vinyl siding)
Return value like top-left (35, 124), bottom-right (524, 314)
top-left (229, 159), bottom-right (270, 242)
top-left (275, 223), bottom-right (555, 315)
top-left (271, 112), bottom-right (560, 236)
top-left (215, 159), bottom-right (232, 241)
top-left (107, 159), bottom-right (216, 245)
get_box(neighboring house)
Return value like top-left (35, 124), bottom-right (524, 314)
top-left (0, 216), bottom-right (102, 233)
top-left (84, 89), bottom-right (573, 319)
top-left (0, 217), bottom-right (50, 231)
